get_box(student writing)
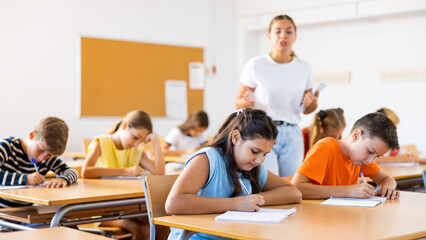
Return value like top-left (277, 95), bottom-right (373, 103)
top-left (82, 110), bottom-right (167, 240)
top-left (292, 112), bottom-right (400, 200)
top-left (163, 110), bottom-right (209, 174)
top-left (301, 108), bottom-right (345, 157)
top-left (163, 110), bottom-right (209, 156)
top-left (82, 110), bottom-right (165, 178)
top-left (166, 108), bottom-right (301, 240)
top-left (0, 117), bottom-right (78, 208)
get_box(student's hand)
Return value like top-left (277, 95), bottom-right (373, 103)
top-left (144, 132), bottom-right (159, 143)
top-left (348, 183), bottom-right (375, 198)
top-left (376, 186), bottom-right (400, 199)
top-left (234, 194), bottom-right (265, 212)
top-left (45, 178), bottom-right (68, 188)
top-left (125, 166), bottom-right (144, 176)
top-left (418, 157), bottom-right (426, 164)
top-left (26, 172), bottom-right (46, 185)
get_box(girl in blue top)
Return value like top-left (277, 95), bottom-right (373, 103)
top-left (166, 108), bottom-right (302, 240)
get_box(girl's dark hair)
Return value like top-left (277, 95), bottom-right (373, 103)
top-left (178, 110), bottom-right (209, 134)
top-left (206, 108), bottom-right (278, 197)
top-left (308, 108), bottom-right (346, 147)
top-left (269, 14), bottom-right (297, 58)
top-left (107, 110), bottom-right (153, 134)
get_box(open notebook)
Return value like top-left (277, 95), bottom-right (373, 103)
top-left (0, 182), bottom-right (48, 190)
top-left (321, 196), bottom-right (387, 208)
top-left (215, 207), bottom-right (296, 224)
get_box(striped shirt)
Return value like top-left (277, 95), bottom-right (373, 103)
top-left (0, 137), bottom-right (78, 208)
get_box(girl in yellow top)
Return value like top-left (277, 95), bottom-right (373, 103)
top-left (82, 110), bottom-right (166, 240)
top-left (82, 110), bottom-right (164, 178)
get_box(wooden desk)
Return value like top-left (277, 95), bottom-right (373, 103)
top-left (165, 156), bottom-right (187, 163)
top-left (380, 163), bottom-right (426, 190)
top-left (64, 152), bottom-right (188, 164)
top-left (0, 179), bottom-right (143, 205)
top-left (1, 226), bottom-right (112, 240)
top-left (155, 191), bottom-right (426, 240)
top-left (46, 159), bottom-right (84, 178)
top-left (380, 163), bottom-right (426, 180)
top-left (0, 179), bottom-right (145, 229)
top-left (63, 152), bottom-right (87, 159)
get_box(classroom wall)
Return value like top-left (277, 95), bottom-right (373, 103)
top-left (2, 0), bottom-right (425, 157)
top-left (236, 0), bottom-right (426, 155)
top-left (0, 0), bottom-right (237, 153)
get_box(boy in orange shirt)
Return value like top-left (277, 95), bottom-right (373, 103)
top-left (292, 112), bottom-right (400, 200)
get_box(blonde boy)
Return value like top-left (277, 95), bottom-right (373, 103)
top-left (292, 112), bottom-right (400, 199)
top-left (0, 117), bottom-right (78, 208)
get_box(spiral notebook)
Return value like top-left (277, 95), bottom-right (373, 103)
top-left (215, 207), bottom-right (296, 224)
top-left (321, 196), bottom-right (387, 208)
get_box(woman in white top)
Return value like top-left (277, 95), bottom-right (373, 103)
top-left (236, 15), bottom-right (318, 177)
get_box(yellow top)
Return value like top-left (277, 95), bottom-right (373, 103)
top-left (88, 135), bottom-right (144, 168)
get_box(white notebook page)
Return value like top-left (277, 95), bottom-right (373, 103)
top-left (215, 207), bottom-right (296, 223)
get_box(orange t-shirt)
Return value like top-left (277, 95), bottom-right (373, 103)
top-left (297, 137), bottom-right (380, 185)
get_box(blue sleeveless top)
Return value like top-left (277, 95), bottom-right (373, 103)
top-left (168, 147), bottom-right (268, 240)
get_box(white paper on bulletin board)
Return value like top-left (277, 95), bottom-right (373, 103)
top-left (165, 80), bottom-right (187, 119)
top-left (189, 62), bottom-right (205, 89)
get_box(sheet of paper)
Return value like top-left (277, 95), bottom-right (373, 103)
top-left (189, 62), bottom-right (205, 89)
top-left (165, 80), bottom-right (187, 119)
top-left (321, 196), bottom-right (387, 208)
top-left (215, 207), bottom-right (296, 224)
top-left (0, 185), bottom-right (29, 190)
top-left (0, 182), bottom-right (47, 190)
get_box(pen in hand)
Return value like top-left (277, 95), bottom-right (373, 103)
top-left (238, 177), bottom-right (250, 196)
top-left (31, 158), bottom-right (40, 173)
top-left (360, 172), bottom-right (366, 184)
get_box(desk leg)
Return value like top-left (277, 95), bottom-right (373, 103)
top-left (49, 197), bottom-right (145, 227)
top-left (177, 230), bottom-right (196, 240)
top-left (0, 219), bottom-right (36, 231)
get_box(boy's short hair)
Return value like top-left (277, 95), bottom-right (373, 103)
top-left (351, 112), bottom-right (399, 150)
top-left (33, 117), bottom-right (68, 156)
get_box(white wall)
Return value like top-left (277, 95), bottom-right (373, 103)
top-left (0, 0), bottom-right (237, 153)
top-left (2, 0), bottom-right (425, 157)
top-left (236, 0), bottom-right (426, 155)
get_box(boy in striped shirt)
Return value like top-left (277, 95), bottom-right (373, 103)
top-left (0, 117), bottom-right (78, 208)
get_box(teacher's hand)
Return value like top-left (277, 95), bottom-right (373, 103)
top-left (242, 88), bottom-right (256, 107)
top-left (236, 83), bottom-right (256, 109)
top-left (302, 90), bottom-right (318, 114)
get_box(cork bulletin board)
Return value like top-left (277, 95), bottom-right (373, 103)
top-left (81, 37), bottom-right (204, 117)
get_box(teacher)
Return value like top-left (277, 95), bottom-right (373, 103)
top-left (235, 15), bottom-right (318, 177)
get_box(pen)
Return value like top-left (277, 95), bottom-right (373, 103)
top-left (31, 158), bottom-right (40, 173)
top-left (238, 177), bottom-right (250, 196)
top-left (360, 172), bottom-right (366, 184)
